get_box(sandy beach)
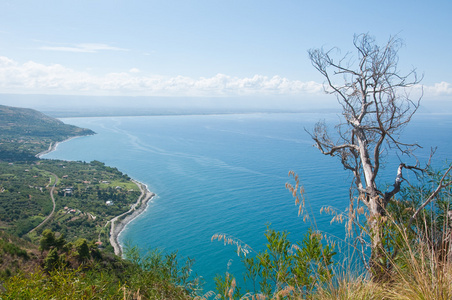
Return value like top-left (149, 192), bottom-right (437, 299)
top-left (35, 136), bottom-right (82, 158)
top-left (109, 179), bottom-right (155, 256)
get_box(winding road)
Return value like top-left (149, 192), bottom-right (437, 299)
top-left (27, 172), bottom-right (58, 234)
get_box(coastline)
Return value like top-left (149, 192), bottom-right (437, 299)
top-left (109, 179), bottom-right (155, 256)
top-left (35, 135), bottom-right (83, 158)
top-left (35, 134), bottom-right (155, 257)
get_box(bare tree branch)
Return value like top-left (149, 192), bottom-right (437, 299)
top-left (308, 33), bottom-right (423, 280)
top-left (407, 165), bottom-right (452, 228)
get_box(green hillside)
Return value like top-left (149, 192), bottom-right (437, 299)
top-left (0, 105), bottom-right (94, 161)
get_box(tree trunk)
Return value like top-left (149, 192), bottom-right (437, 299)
top-left (368, 196), bottom-right (387, 282)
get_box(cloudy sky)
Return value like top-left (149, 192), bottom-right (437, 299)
top-left (0, 0), bottom-right (451, 103)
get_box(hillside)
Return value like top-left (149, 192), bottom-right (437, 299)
top-left (0, 160), bottom-right (142, 245)
top-left (0, 105), bottom-right (95, 161)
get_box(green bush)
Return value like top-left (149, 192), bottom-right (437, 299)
top-left (213, 226), bottom-right (336, 299)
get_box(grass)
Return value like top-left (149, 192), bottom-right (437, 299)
top-left (314, 253), bottom-right (452, 300)
top-left (314, 276), bottom-right (385, 300)
top-left (311, 213), bottom-right (452, 300)
top-left (208, 170), bottom-right (452, 299)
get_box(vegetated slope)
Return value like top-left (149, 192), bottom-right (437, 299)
top-left (0, 105), bottom-right (146, 245)
top-left (0, 105), bottom-right (94, 138)
top-left (0, 229), bottom-right (197, 299)
top-left (0, 160), bottom-right (141, 245)
top-left (0, 105), bottom-right (95, 161)
top-left (0, 105), bottom-right (142, 245)
top-left (0, 230), bottom-right (40, 279)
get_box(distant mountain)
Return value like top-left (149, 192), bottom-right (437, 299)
top-left (0, 105), bottom-right (94, 138)
top-left (0, 105), bottom-right (95, 161)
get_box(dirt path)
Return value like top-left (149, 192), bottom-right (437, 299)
top-left (27, 172), bottom-right (59, 234)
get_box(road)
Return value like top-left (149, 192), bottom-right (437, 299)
top-left (27, 172), bottom-right (58, 234)
top-left (105, 180), bottom-right (154, 256)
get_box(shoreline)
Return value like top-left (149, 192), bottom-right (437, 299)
top-left (35, 134), bottom-right (155, 257)
top-left (109, 179), bottom-right (155, 256)
top-left (35, 135), bottom-right (83, 158)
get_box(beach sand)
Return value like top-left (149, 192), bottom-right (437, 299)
top-left (109, 180), bottom-right (155, 256)
top-left (36, 136), bottom-right (83, 158)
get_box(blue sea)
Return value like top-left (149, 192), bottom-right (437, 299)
top-left (43, 112), bottom-right (451, 290)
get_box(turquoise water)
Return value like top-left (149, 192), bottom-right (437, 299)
top-left (43, 112), bottom-right (451, 290)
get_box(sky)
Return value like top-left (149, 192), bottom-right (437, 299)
top-left (0, 0), bottom-right (451, 109)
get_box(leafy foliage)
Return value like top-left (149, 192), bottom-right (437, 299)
top-left (75, 238), bottom-right (91, 263)
top-left (43, 248), bottom-right (60, 271)
top-left (214, 226), bottom-right (336, 299)
top-left (1, 230), bottom-right (200, 299)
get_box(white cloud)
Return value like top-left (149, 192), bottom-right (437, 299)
top-left (406, 82), bottom-right (452, 101)
top-left (1, 56), bottom-right (449, 100)
top-left (423, 82), bottom-right (452, 96)
top-left (0, 56), bottom-right (324, 97)
top-left (40, 43), bottom-right (128, 53)
top-left (0, 56), bottom-right (15, 67)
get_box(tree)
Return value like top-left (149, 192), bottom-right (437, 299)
top-left (75, 238), bottom-right (90, 263)
top-left (39, 229), bottom-right (65, 253)
top-left (44, 248), bottom-right (60, 271)
top-left (39, 229), bottom-right (56, 253)
top-left (307, 33), bottom-right (422, 280)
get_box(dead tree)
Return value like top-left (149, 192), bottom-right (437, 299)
top-left (307, 33), bottom-right (422, 280)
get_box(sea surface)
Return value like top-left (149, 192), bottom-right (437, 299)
top-left (43, 112), bottom-right (451, 290)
